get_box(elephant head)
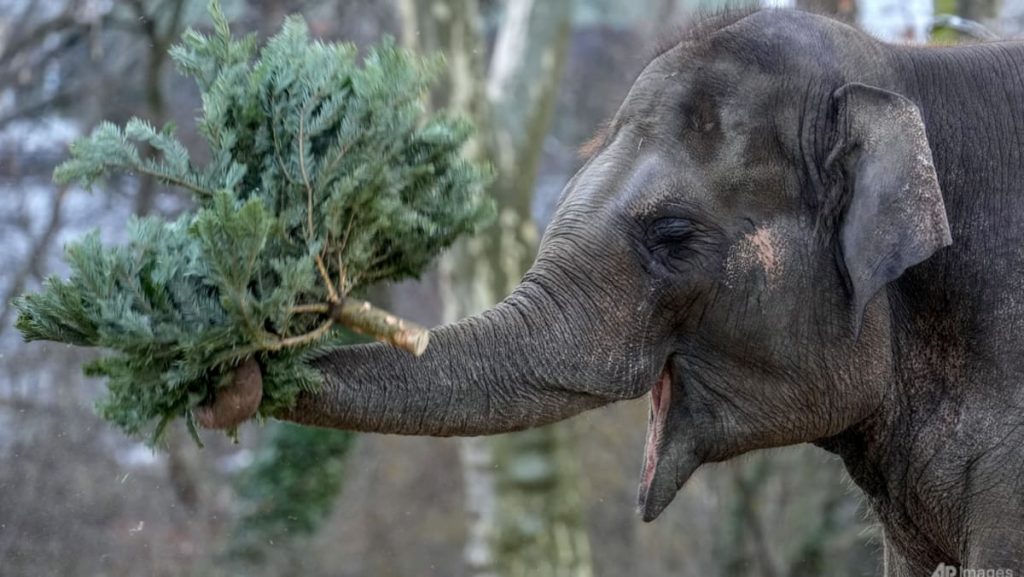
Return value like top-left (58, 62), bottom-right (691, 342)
top-left (209, 9), bottom-right (952, 522)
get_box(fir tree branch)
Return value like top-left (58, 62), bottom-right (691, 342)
top-left (317, 143), bottom-right (350, 194)
top-left (270, 106), bottom-right (298, 188)
top-left (14, 4), bottom-right (489, 440)
top-left (335, 214), bottom-right (356, 293)
top-left (336, 254), bottom-right (347, 294)
top-left (265, 318), bottom-right (334, 351)
top-left (314, 254), bottom-right (339, 303)
top-left (289, 303), bottom-right (329, 315)
top-left (135, 165), bottom-right (215, 197)
top-left (299, 100), bottom-right (316, 240)
top-left (210, 318), bottom-right (334, 369)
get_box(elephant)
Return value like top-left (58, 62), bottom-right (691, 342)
top-left (205, 8), bottom-right (1024, 575)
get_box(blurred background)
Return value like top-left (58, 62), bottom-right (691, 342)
top-left (0, 0), bottom-right (1018, 575)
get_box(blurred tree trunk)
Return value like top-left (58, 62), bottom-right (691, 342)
top-left (398, 1), bottom-right (592, 576)
top-left (125, 0), bottom-right (188, 216)
top-left (857, 0), bottom-right (932, 42)
top-left (796, 0), bottom-right (857, 22)
top-left (719, 455), bottom-right (780, 577)
top-left (959, 0), bottom-right (1001, 22)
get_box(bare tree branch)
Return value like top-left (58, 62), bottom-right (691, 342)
top-left (0, 91), bottom-right (78, 132)
top-left (0, 185), bottom-right (68, 336)
top-left (0, 12), bottom-right (77, 69)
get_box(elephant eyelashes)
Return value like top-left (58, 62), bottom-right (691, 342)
top-left (649, 217), bottom-right (694, 243)
top-left (644, 217), bottom-right (698, 267)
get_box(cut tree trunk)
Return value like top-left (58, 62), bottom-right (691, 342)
top-left (398, 1), bottom-right (591, 576)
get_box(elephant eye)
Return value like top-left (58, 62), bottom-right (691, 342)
top-left (644, 217), bottom-right (697, 267)
top-left (642, 216), bottom-right (712, 274)
top-left (649, 217), bottom-right (693, 244)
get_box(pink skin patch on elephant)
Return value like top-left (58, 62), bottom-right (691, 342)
top-left (725, 227), bottom-right (783, 287)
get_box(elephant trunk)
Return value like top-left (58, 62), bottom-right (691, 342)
top-left (275, 280), bottom-right (620, 436)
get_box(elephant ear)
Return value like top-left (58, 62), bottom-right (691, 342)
top-left (828, 83), bottom-right (952, 334)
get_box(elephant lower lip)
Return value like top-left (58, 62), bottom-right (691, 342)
top-left (640, 366), bottom-right (672, 493)
top-left (637, 362), bottom-right (700, 521)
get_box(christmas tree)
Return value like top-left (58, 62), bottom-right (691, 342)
top-left (12, 1), bottom-right (492, 443)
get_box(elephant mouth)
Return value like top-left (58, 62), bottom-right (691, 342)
top-left (637, 359), bottom-right (700, 522)
top-left (639, 364), bottom-right (673, 517)
top-left (641, 366), bottom-right (671, 490)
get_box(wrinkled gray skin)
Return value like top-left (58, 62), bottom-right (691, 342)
top-left (230, 8), bottom-right (1024, 574)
